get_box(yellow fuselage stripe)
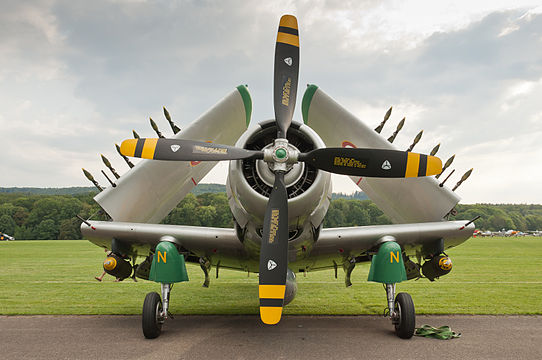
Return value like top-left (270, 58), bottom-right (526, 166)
top-left (142, 138), bottom-right (158, 159)
top-left (259, 284), bottom-right (286, 299)
top-left (405, 152), bottom-right (420, 177)
top-left (277, 32), bottom-right (299, 47)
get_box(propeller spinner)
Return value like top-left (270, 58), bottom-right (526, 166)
top-left (119, 14), bottom-right (443, 325)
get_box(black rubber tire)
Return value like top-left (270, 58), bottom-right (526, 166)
top-left (394, 292), bottom-right (416, 339)
top-left (142, 292), bottom-right (162, 339)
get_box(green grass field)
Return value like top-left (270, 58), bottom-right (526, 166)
top-left (1, 237), bottom-right (541, 315)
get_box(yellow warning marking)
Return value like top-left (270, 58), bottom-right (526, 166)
top-left (268, 210), bottom-right (280, 244)
top-left (120, 139), bottom-right (137, 157)
top-left (405, 152), bottom-right (420, 178)
top-left (279, 15), bottom-right (298, 29)
top-left (426, 155), bottom-right (443, 176)
top-left (157, 251), bottom-right (167, 263)
top-left (103, 257), bottom-right (117, 270)
top-left (260, 306), bottom-right (283, 325)
top-left (277, 32), bottom-right (299, 47)
top-left (390, 251), bottom-right (400, 263)
top-left (333, 157), bottom-right (367, 169)
top-left (281, 77), bottom-right (291, 106)
top-left (142, 138), bottom-right (158, 159)
top-left (259, 285), bottom-right (286, 299)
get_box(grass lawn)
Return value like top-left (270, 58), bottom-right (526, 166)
top-left (0, 237), bottom-right (541, 315)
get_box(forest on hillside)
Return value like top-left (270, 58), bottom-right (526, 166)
top-left (1, 188), bottom-right (541, 240)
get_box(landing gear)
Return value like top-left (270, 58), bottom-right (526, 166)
top-left (393, 292), bottom-right (415, 339)
top-left (142, 283), bottom-right (172, 339)
top-left (384, 284), bottom-right (415, 339)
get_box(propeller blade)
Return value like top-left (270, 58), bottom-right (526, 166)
top-left (259, 172), bottom-right (289, 325)
top-left (120, 138), bottom-right (263, 162)
top-left (273, 15), bottom-right (299, 138)
top-left (299, 148), bottom-right (442, 178)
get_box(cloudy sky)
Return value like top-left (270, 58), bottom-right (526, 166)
top-left (1, 0), bottom-right (542, 204)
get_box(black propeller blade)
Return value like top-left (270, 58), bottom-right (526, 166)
top-left (273, 15), bottom-right (299, 139)
top-left (120, 138), bottom-right (263, 162)
top-left (258, 172), bottom-right (289, 324)
top-left (257, 15), bottom-right (300, 324)
top-left (299, 148), bottom-right (442, 178)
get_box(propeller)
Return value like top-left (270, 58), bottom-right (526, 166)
top-left (119, 14), bottom-right (443, 325)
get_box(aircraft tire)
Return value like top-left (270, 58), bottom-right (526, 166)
top-left (394, 292), bottom-right (415, 339)
top-left (142, 292), bottom-right (163, 339)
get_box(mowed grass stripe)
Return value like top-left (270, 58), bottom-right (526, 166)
top-left (0, 237), bottom-right (541, 315)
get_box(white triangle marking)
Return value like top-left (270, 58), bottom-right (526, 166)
top-left (284, 57), bottom-right (292, 66)
top-left (267, 260), bottom-right (277, 271)
top-left (382, 160), bottom-right (392, 170)
top-left (171, 145), bottom-right (180, 152)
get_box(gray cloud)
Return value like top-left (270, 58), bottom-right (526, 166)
top-left (1, 1), bottom-right (541, 203)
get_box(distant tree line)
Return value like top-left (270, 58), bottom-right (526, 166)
top-left (1, 189), bottom-right (541, 240)
top-left (450, 204), bottom-right (542, 232)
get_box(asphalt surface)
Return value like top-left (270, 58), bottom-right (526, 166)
top-left (1, 315), bottom-right (541, 359)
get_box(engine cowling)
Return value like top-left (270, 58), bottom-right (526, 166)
top-left (226, 120), bottom-right (332, 234)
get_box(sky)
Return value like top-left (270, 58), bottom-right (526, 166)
top-left (1, 0), bottom-right (542, 204)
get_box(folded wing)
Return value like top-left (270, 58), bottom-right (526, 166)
top-left (94, 86), bottom-right (252, 223)
top-left (302, 85), bottom-right (459, 223)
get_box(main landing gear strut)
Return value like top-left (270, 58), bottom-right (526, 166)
top-left (368, 239), bottom-right (415, 339)
top-left (142, 239), bottom-right (189, 339)
top-left (142, 283), bottom-right (173, 339)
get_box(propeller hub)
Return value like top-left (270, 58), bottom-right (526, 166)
top-left (275, 148), bottom-right (287, 160)
top-left (258, 140), bottom-right (304, 187)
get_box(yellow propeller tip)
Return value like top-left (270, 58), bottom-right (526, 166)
top-left (279, 15), bottom-right (298, 29)
top-left (427, 156), bottom-right (443, 176)
top-left (260, 306), bottom-right (283, 325)
top-left (119, 139), bottom-right (137, 157)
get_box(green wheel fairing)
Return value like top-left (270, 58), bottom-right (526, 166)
top-left (301, 84), bottom-right (318, 125)
top-left (236, 85), bottom-right (252, 127)
top-left (367, 241), bottom-right (408, 284)
top-left (149, 241), bottom-right (189, 283)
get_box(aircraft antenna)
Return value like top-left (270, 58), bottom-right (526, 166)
top-left (438, 169), bottom-right (455, 187)
top-left (101, 169), bottom-right (117, 188)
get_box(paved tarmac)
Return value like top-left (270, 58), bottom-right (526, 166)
top-left (1, 315), bottom-right (541, 359)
